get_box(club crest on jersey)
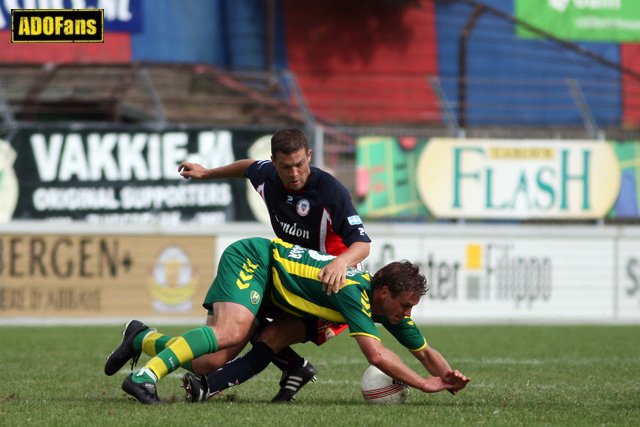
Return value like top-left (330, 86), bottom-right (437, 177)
top-left (250, 290), bottom-right (261, 305)
top-left (296, 199), bottom-right (311, 217)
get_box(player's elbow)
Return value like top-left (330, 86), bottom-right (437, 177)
top-left (362, 348), bottom-right (384, 366)
top-left (359, 242), bottom-right (371, 260)
top-left (356, 336), bottom-right (386, 366)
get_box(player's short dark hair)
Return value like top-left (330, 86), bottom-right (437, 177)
top-left (271, 128), bottom-right (310, 156)
top-left (371, 261), bottom-right (428, 297)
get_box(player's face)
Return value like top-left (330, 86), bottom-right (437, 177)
top-left (272, 148), bottom-right (312, 191)
top-left (378, 288), bottom-right (420, 324)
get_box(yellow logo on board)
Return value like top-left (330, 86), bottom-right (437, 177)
top-left (11, 9), bottom-right (104, 43)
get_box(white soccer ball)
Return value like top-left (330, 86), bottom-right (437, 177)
top-left (360, 365), bottom-right (409, 404)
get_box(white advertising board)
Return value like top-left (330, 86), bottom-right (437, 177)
top-left (2, 221), bottom-right (638, 324)
top-left (362, 226), bottom-right (616, 323)
top-left (617, 236), bottom-right (640, 322)
top-left (214, 224), bottom-right (622, 323)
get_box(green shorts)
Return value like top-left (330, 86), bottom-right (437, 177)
top-left (203, 237), bottom-right (272, 317)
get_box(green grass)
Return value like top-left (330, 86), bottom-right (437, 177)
top-left (0, 324), bottom-right (638, 426)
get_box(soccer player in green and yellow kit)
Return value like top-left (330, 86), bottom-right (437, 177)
top-left (183, 238), bottom-right (470, 401)
top-left (116, 237), bottom-right (468, 404)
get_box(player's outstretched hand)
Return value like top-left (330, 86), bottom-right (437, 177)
top-left (178, 161), bottom-right (206, 179)
top-left (442, 369), bottom-right (470, 394)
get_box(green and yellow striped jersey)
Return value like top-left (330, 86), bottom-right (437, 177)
top-left (270, 238), bottom-right (427, 351)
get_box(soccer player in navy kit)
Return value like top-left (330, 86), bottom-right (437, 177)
top-left (176, 128), bottom-right (371, 401)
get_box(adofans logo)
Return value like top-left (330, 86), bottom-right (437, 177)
top-left (0, 140), bottom-right (19, 223)
top-left (11, 9), bottom-right (103, 42)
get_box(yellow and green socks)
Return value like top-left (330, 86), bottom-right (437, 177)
top-left (134, 326), bottom-right (218, 383)
top-left (139, 331), bottom-right (178, 357)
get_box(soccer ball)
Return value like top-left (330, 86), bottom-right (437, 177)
top-left (360, 365), bottom-right (409, 404)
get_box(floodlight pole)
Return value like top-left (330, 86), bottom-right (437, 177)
top-left (458, 4), bottom-right (486, 129)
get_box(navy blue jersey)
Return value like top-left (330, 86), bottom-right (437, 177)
top-left (245, 160), bottom-right (371, 255)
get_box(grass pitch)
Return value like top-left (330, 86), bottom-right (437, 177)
top-left (0, 324), bottom-right (638, 426)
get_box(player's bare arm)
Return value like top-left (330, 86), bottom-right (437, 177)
top-left (319, 241), bottom-right (371, 294)
top-left (412, 345), bottom-right (470, 393)
top-left (354, 335), bottom-right (458, 394)
top-left (178, 159), bottom-right (255, 180)
top-left (413, 345), bottom-right (452, 376)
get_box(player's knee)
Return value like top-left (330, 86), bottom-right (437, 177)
top-left (255, 328), bottom-right (279, 349)
top-left (255, 327), bottom-right (295, 353)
